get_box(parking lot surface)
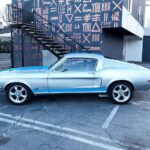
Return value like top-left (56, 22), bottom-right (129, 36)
top-left (0, 91), bottom-right (150, 150)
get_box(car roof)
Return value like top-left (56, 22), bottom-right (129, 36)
top-left (64, 53), bottom-right (104, 60)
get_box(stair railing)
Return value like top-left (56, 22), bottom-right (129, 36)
top-left (7, 4), bottom-right (89, 53)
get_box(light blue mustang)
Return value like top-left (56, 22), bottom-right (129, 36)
top-left (0, 53), bottom-right (150, 105)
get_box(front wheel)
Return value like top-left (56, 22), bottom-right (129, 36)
top-left (108, 82), bottom-right (133, 104)
top-left (6, 83), bottom-right (32, 105)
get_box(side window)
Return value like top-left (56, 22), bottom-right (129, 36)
top-left (63, 58), bottom-right (97, 72)
top-left (54, 61), bottom-right (66, 72)
top-left (84, 59), bottom-right (97, 71)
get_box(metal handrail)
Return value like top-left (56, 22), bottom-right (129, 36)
top-left (33, 12), bottom-right (77, 51)
top-left (32, 10), bottom-right (86, 50)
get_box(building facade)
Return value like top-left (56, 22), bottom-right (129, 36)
top-left (10, 0), bottom-right (145, 67)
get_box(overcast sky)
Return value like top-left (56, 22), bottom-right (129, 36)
top-left (0, 0), bottom-right (11, 25)
top-left (0, 0), bottom-right (150, 27)
top-left (0, 0), bottom-right (11, 10)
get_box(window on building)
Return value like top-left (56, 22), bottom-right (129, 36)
top-left (138, 6), bottom-right (142, 23)
top-left (128, 0), bottom-right (133, 13)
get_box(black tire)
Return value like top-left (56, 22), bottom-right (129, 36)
top-left (108, 82), bottom-right (133, 104)
top-left (6, 83), bottom-right (32, 105)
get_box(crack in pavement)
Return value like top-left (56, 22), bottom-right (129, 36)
top-left (40, 144), bottom-right (65, 150)
top-left (0, 113), bottom-right (24, 145)
top-left (104, 129), bottom-right (149, 150)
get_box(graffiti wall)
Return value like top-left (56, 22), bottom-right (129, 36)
top-left (11, 0), bottom-right (123, 66)
top-left (34, 0), bottom-right (122, 51)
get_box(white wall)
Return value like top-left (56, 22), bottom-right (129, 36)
top-left (145, 5), bottom-right (150, 27)
top-left (123, 36), bottom-right (143, 62)
top-left (42, 50), bottom-right (58, 66)
top-left (122, 6), bottom-right (144, 38)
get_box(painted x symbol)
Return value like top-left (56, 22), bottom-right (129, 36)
top-left (112, 0), bottom-right (122, 11)
top-left (83, 33), bottom-right (91, 44)
top-left (74, 4), bottom-right (82, 14)
top-left (58, 23), bottom-right (65, 32)
top-left (51, 0), bottom-right (57, 6)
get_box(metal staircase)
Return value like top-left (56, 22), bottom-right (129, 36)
top-left (7, 5), bottom-right (87, 58)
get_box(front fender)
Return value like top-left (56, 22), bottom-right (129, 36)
top-left (4, 79), bottom-right (32, 91)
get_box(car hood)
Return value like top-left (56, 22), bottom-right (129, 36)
top-left (0, 66), bottom-right (49, 74)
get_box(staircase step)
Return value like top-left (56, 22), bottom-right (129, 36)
top-left (37, 37), bottom-right (51, 40)
top-left (38, 36), bottom-right (56, 43)
top-left (22, 26), bottom-right (35, 30)
top-left (33, 32), bottom-right (46, 36)
top-left (54, 49), bottom-right (70, 52)
top-left (28, 32), bottom-right (35, 34)
top-left (22, 24), bottom-right (35, 29)
top-left (55, 51), bottom-right (70, 54)
top-left (27, 30), bottom-right (46, 35)
top-left (28, 31), bottom-right (45, 35)
top-left (33, 34), bottom-right (49, 38)
top-left (55, 48), bottom-right (67, 51)
top-left (41, 41), bottom-right (58, 45)
top-left (46, 44), bottom-right (62, 48)
top-left (55, 50), bottom-right (70, 53)
top-left (24, 28), bottom-right (33, 31)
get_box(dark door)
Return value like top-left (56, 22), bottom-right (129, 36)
top-left (22, 0), bottom-right (34, 24)
top-left (142, 36), bottom-right (150, 62)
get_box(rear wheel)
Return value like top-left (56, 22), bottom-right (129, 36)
top-left (108, 82), bottom-right (133, 104)
top-left (6, 83), bottom-right (32, 105)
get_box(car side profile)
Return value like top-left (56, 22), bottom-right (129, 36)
top-left (0, 53), bottom-right (150, 105)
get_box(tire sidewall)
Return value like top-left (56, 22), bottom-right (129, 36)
top-left (108, 82), bottom-right (133, 104)
top-left (6, 83), bottom-right (32, 105)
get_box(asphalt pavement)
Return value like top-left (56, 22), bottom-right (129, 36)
top-left (0, 91), bottom-right (150, 150)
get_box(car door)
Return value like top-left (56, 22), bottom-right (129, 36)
top-left (47, 58), bottom-right (98, 93)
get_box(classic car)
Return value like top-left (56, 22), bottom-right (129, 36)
top-left (0, 53), bottom-right (150, 105)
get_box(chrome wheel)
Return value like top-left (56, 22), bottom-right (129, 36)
top-left (112, 84), bottom-right (131, 103)
top-left (9, 85), bottom-right (27, 104)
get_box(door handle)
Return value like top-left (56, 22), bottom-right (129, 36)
top-left (88, 72), bottom-right (95, 75)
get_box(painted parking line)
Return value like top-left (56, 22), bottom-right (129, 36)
top-left (102, 105), bottom-right (120, 129)
top-left (130, 101), bottom-right (150, 106)
top-left (0, 116), bottom-right (123, 150)
top-left (0, 112), bottom-right (121, 144)
top-left (0, 106), bottom-right (8, 110)
top-left (0, 112), bottom-right (149, 150)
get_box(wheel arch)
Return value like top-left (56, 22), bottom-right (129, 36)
top-left (107, 80), bottom-right (135, 93)
top-left (4, 82), bottom-right (33, 94)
